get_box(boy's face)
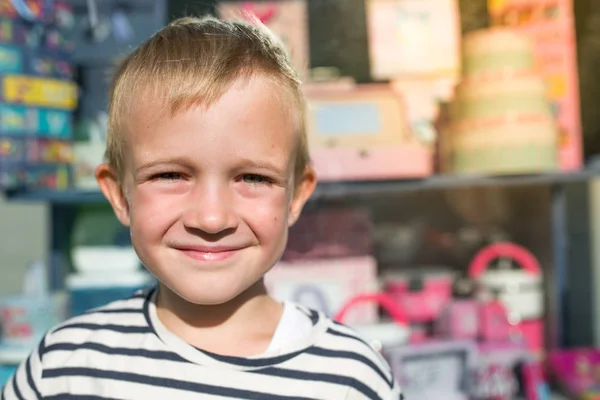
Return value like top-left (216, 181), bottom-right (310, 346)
top-left (97, 75), bottom-right (315, 305)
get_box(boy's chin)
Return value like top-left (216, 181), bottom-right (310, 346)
top-left (163, 279), bottom-right (261, 307)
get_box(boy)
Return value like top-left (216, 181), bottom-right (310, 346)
top-left (2, 16), bottom-right (402, 399)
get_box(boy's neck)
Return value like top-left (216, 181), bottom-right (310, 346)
top-left (155, 280), bottom-right (284, 357)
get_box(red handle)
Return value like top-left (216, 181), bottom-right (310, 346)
top-left (468, 242), bottom-right (542, 279)
top-left (334, 293), bottom-right (408, 326)
top-left (241, 2), bottom-right (278, 24)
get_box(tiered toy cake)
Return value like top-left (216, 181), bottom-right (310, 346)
top-left (443, 28), bottom-right (558, 175)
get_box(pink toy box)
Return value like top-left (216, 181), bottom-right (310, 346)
top-left (473, 341), bottom-right (534, 400)
top-left (548, 349), bottom-right (600, 399)
top-left (488, 0), bottom-right (582, 171)
top-left (265, 256), bottom-right (379, 325)
top-left (303, 82), bottom-right (433, 182)
top-left (436, 299), bottom-right (479, 340)
top-left (218, 0), bottom-right (309, 79)
top-left (383, 270), bottom-right (453, 324)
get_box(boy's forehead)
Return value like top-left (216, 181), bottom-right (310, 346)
top-left (125, 74), bottom-right (299, 130)
top-left (122, 75), bottom-right (300, 166)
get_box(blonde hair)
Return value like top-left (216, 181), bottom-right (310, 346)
top-left (106, 16), bottom-right (310, 186)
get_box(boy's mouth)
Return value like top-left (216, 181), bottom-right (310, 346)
top-left (173, 245), bottom-right (246, 262)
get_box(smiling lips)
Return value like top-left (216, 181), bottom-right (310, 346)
top-left (174, 245), bottom-right (245, 262)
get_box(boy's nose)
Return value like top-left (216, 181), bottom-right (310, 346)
top-left (181, 185), bottom-right (239, 235)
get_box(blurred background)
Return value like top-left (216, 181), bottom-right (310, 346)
top-left (3, 0), bottom-right (600, 398)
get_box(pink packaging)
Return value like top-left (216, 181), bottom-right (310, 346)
top-left (282, 208), bottom-right (373, 261)
top-left (218, 0), bottom-right (310, 78)
top-left (265, 256), bottom-right (379, 325)
top-left (522, 361), bottom-right (551, 400)
top-left (384, 270), bottom-right (453, 323)
top-left (547, 349), bottom-right (600, 397)
top-left (488, 0), bottom-right (582, 170)
top-left (436, 299), bottom-right (479, 340)
top-left (474, 341), bottom-right (531, 400)
top-left (479, 300), bottom-right (510, 343)
top-left (303, 83), bottom-right (433, 182)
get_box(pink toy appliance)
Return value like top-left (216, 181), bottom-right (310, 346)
top-left (383, 269), bottom-right (454, 324)
top-left (469, 242), bottom-right (545, 355)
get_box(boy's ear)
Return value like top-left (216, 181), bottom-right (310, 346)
top-left (288, 166), bottom-right (316, 227)
top-left (96, 163), bottom-right (131, 227)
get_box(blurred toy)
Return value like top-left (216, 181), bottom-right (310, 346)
top-left (385, 339), bottom-right (478, 400)
top-left (304, 82), bottom-right (432, 181)
top-left (488, 0), bottom-right (582, 171)
top-left (266, 256), bottom-right (379, 325)
top-left (469, 242), bottom-right (545, 354)
top-left (384, 269), bottom-right (453, 324)
top-left (219, 0), bottom-right (309, 78)
top-left (282, 208), bottom-right (373, 261)
top-left (334, 292), bottom-right (410, 352)
top-left (548, 349), bottom-right (600, 399)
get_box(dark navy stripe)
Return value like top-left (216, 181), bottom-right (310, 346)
top-left (44, 342), bottom-right (188, 363)
top-left (327, 326), bottom-right (373, 348)
top-left (43, 368), bottom-right (317, 400)
top-left (307, 309), bottom-right (320, 325)
top-left (25, 355), bottom-right (42, 399)
top-left (37, 334), bottom-right (48, 360)
top-left (255, 367), bottom-right (383, 400)
top-left (11, 371), bottom-right (24, 400)
top-left (46, 395), bottom-right (124, 400)
top-left (306, 346), bottom-right (393, 388)
top-left (53, 323), bottom-right (152, 335)
top-left (86, 308), bottom-right (144, 315)
top-left (198, 347), bottom-right (304, 367)
top-left (142, 288), bottom-right (157, 338)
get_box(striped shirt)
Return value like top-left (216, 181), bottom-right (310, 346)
top-left (2, 289), bottom-right (402, 399)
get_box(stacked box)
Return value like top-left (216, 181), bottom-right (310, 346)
top-left (0, 0), bottom-right (77, 190)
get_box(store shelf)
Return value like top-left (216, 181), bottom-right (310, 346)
top-left (312, 168), bottom-right (600, 200)
top-left (4, 168), bottom-right (600, 204)
top-left (3, 189), bottom-right (106, 204)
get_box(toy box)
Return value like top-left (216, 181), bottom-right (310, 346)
top-left (0, 0), bottom-right (74, 30)
top-left (265, 256), bottom-right (379, 324)
top-left (0, 45), bottom-right (72, 78)
top-left (0, 74), bottom-right (77, 110)
top-left (304, 82), bottom-right (433, 181)
top-left (0, 104), bottom-right (72, 138)
top-left (219, 0), bottom-right (310, 78)
top-left (384, 340), bottom-right (478, 400)
top-left (488, 0), bottom-right (582, 170)
top-left (0, 19), bottom-right (75, 55)
top-left (0, 293), bottom-right (66, 353)
top-left (366, 0), bottom-right (461, 81)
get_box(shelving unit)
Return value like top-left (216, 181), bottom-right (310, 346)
top-left (5, 166), bottom-right (600, 350)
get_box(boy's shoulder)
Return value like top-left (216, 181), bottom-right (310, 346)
top-left (44, 290), bottom-right (153, 348)
top-left (304, 308), bottom-right (401, 399)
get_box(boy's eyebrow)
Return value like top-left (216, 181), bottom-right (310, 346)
top-left (235, 158), bottom-right (287, 177)
top-left (135, 157), bottom-right (192, 174)
top-left (135, 157), bottom-right (288, 177)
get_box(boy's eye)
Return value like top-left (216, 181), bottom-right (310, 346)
top-left (153, 172), bottom-right (182, 180)
top-left (242, 174), bottom-right (268, 184)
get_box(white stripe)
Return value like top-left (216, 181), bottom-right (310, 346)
top-left (43, 350), bottom-right (348, 396)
